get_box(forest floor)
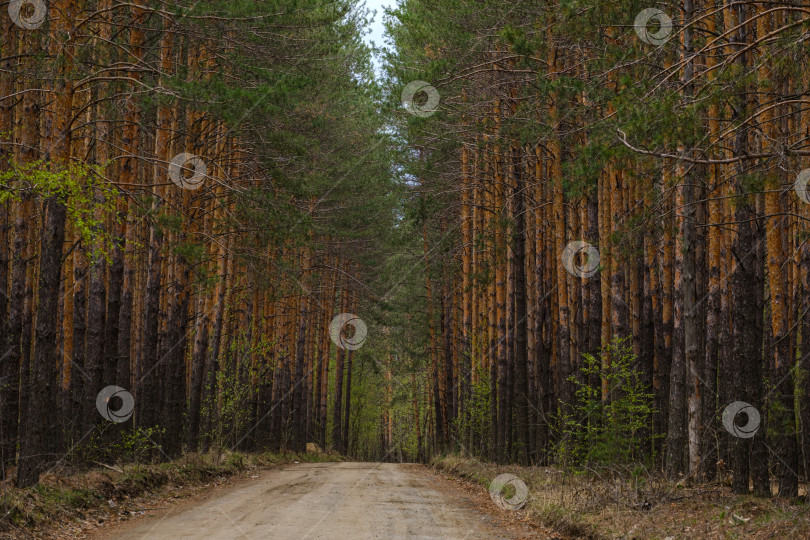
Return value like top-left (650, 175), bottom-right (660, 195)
top-left (433, 455), bottom-right (810, 539)
top-left (0, 448), bottom-right (343, 539)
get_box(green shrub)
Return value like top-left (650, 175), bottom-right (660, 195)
top-left (557, 336), bottom-right (656, 466)
top-left (453, 363), bottom-right (491, 454)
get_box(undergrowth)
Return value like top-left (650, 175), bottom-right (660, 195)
top-left (432, 454), bottom-right (810, 540)
top-left (0, 450), bottom-right (342, 538)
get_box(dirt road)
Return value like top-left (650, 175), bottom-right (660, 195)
top-left (99, 462), bottom-right (521, 539)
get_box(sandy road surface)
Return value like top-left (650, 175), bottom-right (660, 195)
top-left (99, 462), bottom-right (520, 539)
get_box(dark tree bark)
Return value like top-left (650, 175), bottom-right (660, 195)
top-left (0, 12), bottom-right (14, 482)
top-left (104, 233), bottom-right (124, 386)
top-left (85, 256), bottom-right (106, 426)
top-left (729, 156), bottom-right (762, 494)
top-left (640, 233), bottom-right (656, 457)
top-left (511, 144), bottom-right (530, 465)
top-left (202, 267), bottom-right (227, 452)
top-left (137, 220), bottom-right (163, 431)
top-left (186, 302), bottom-right (209, 450)
top-left (332, 346), bottom-right (345, 451)
top-left (162, 280), bottom-right (188, 457)
top-left (801, 241), bottom-right (810, 479)
top-left (292, 293), bottom-right (309, 452)
top-left (442, 285), bottom-right (455, 449)
top-left (666, 177), bottom-right (688, 478)
top-left (1, 199), bottom-right (28, 477)
top-left (496, 197), bottom-right (509, 463)
top-left (71, 255), bottom-right (88, 436)
top-left (343, 349), bottom-right (354, 455)
top-left (750, 223), bottom-right (769, 496)
top-left (16, 199), bottom-right (66, 487)
top-left (17, 0), bottom-right (73, 484)
top-left (116, 234), bottom-right (134, 389)
top-left (536, 238), bottom-right (552, 465)
top-left (269, 346), bottom-right (285, 452)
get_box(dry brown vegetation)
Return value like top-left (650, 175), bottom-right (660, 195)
top-left (0, 450), bottom-right (342, 539)
top-left (433, 455), bottom-right (810, 539)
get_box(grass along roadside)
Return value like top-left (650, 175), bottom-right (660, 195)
top-left (431, 455), bottom-right (810, 539)
top-left (1, 448), bottom-right (343, 539)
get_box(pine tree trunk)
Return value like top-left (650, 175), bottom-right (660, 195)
top-left (758, 3), bottom-right (798, 498)
top-left (292, 290), bottom-right (309, 452)
top-left (343, 348), bottom-right (354, 455)
top-left (511, 143), bottom-right (529, 464)
top-left (332, 345), bottom-right (345, 451)
top-left (0, 11), bottom-right (14, 480)
top-left (17, 0), bottom-right (74, 487)
top-left (666, 167), bottom-right (687, 478)
top-left (187, 298), bottom-right (209, 450)
top-left (72, 251), bottom-right (88, 434)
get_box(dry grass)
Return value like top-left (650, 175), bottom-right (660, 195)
top-left (432, 455), bottom-right (810, 539)
top-left (0, 449), bottom-right (343, 539)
